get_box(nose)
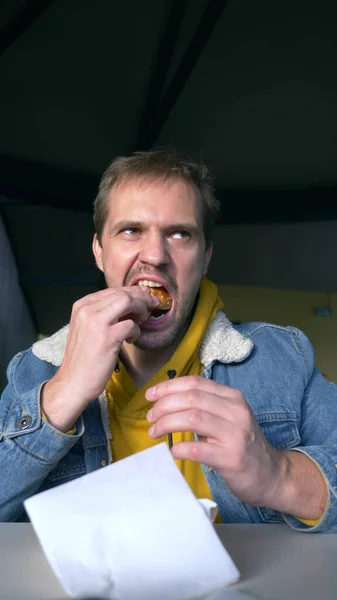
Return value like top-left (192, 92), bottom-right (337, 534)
top-left (138, 231), bottom-right (169, 267)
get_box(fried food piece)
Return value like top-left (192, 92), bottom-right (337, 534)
top-left (149, 287), bottom-right (172, 310)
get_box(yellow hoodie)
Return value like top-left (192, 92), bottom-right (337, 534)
top-left (105, 278), bottom-right (223, 509)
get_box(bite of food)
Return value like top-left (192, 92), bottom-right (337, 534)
top-left (137, 280), bottom-right (172, 311)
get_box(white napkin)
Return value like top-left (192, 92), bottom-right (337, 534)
top-left (25, 443), bottom-right (239, 600)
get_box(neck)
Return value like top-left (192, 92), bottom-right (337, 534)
top-left (120, 340), bottom-right (180, 389)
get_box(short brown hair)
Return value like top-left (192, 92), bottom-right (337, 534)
top-left (93, 148), bottom-right (219, 246)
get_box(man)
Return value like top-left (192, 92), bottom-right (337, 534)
top-left (1, 149), bottom-right (337, 530)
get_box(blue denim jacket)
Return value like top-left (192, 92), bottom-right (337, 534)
top-left (1, 312), bottom-right (337, 530)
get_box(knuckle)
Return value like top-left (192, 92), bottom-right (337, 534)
top-left (189, 408), bottom-right (203, 428)
top-left (76, 306), bottom-right (90, 324)
top-left (72, 298), bottom-right (83, 313)
top-left (192, 387), bottom-right (203, 404)
top-left (185, 389), bottom-right (195, 406)
top-left (118, 289), bottom-right (129, 302)
top-left (188, 375), bottom-right (202, 388)
top-left (122, 318), bottom-right (137, 332)
top-left (117, 290), bottom-right (132, 310)
top-left (117, 320), bottom-right (139, 343)
top-left (117, 318), bottom-right (134, 333)
top-left (190, 441), bottom-right (203, 460)
top-left (185, 388), bottom-right (204, 411)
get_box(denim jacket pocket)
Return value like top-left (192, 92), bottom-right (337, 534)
top-left (46, 439), bottom-right (86, 483)
top-left (256, 412), bottom-right (300, 450)
top-left (256, 411), bottom-right (300, 524)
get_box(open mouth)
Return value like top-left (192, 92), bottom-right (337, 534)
top-left (137, 280), bottom-right (172, 322)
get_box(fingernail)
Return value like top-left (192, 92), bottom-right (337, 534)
top-left (147, 386), bottom-right (157, 398)
top-left (148, 425), bottom-right (155, 436)
top-left (147, 408), bottom-right (153, 422)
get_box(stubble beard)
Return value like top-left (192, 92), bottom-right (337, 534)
top-left (134, 291), bottom-right (198, 351)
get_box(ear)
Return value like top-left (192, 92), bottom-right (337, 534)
top-left (92, 234), bottom-right (104, 272)
top-left (203, 241), bottom-right (213, 276)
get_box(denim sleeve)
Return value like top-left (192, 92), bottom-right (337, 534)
top-left (282, 330), bottom-right (337, 533)
top-left (0, 352), bottom-right (84, 522)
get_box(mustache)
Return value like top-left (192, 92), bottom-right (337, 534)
top-left (124, 268), bottom-right (178, 293)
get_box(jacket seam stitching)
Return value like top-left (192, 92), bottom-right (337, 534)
top-left (255, 412), bottom-right (300, 422)
top-left (8, 352), bottom-right (25, 398)
top-left (246, 323), bottom-right (297, 336)
top-left (3, 394), bottom-right (20, 438)
top-left (291, 333), bottom-right (311, 382)
top-left (48, 466), bottom-right (86, 479)
top-left (13, 437), bottom-right (58, 464)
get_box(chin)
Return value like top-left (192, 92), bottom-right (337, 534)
top-left (133, 329), bottom-right (180, 351)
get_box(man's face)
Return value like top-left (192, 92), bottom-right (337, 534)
top-left (93, 177), bottom-right (212, 350)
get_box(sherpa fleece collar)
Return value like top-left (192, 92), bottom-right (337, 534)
top-left (32, 311), bottom-right (253, 367)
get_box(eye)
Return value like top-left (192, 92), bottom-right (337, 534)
top-left (172, 230), bottom-right (190, 240)
top-left (122, 228), bottom-right (140, 236)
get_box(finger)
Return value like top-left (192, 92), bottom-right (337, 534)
top-left (72, 287), bottom-right (120, 313)
top-left (170, 440), bottom-right (226, 471)
top-left (110, 320), bottom-right (141, 345)
top-left (93, 290), bottom-right (159, 326)
top-left (148, 409), bottom-right (233, 443)
top-left (111, 294), bottom-right (159, 325)
top-left (147, 389), bottom-right (228, 423)
top-left (97, 287), bottom-right (158, 313)
top-left (146, 375), bottom-right (238, 402)
top-left (74, 286), bottom-right (158, 315)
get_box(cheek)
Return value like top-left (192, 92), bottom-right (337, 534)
top-left (102, 247), bottom-right (139, 283)
top-left (175, 257), bottom-right (204, 298)
top-left (178, 251), bottom-right (205, 279)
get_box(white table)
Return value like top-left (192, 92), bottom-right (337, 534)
top-left (1, 523), bottom-right (336, 600)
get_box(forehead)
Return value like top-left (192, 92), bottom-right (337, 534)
top-left (106, 177), bottom-right (203, 226)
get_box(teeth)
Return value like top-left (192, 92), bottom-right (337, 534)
top-left (137, 280), bottom-right (162, 287)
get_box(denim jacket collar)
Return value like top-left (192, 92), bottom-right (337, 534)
top-left (32, 311), bottom-right (254, 367)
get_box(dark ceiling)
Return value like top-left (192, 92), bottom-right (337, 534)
top-left (1, 0), bottom-right (337, 334)
top-left (1, 0), bottom-right (337, 221)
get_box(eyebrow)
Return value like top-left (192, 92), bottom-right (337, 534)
top-left (109, 220), bottom-right (143, 236)
top-left (109, 220), bottom-right (201, 236)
